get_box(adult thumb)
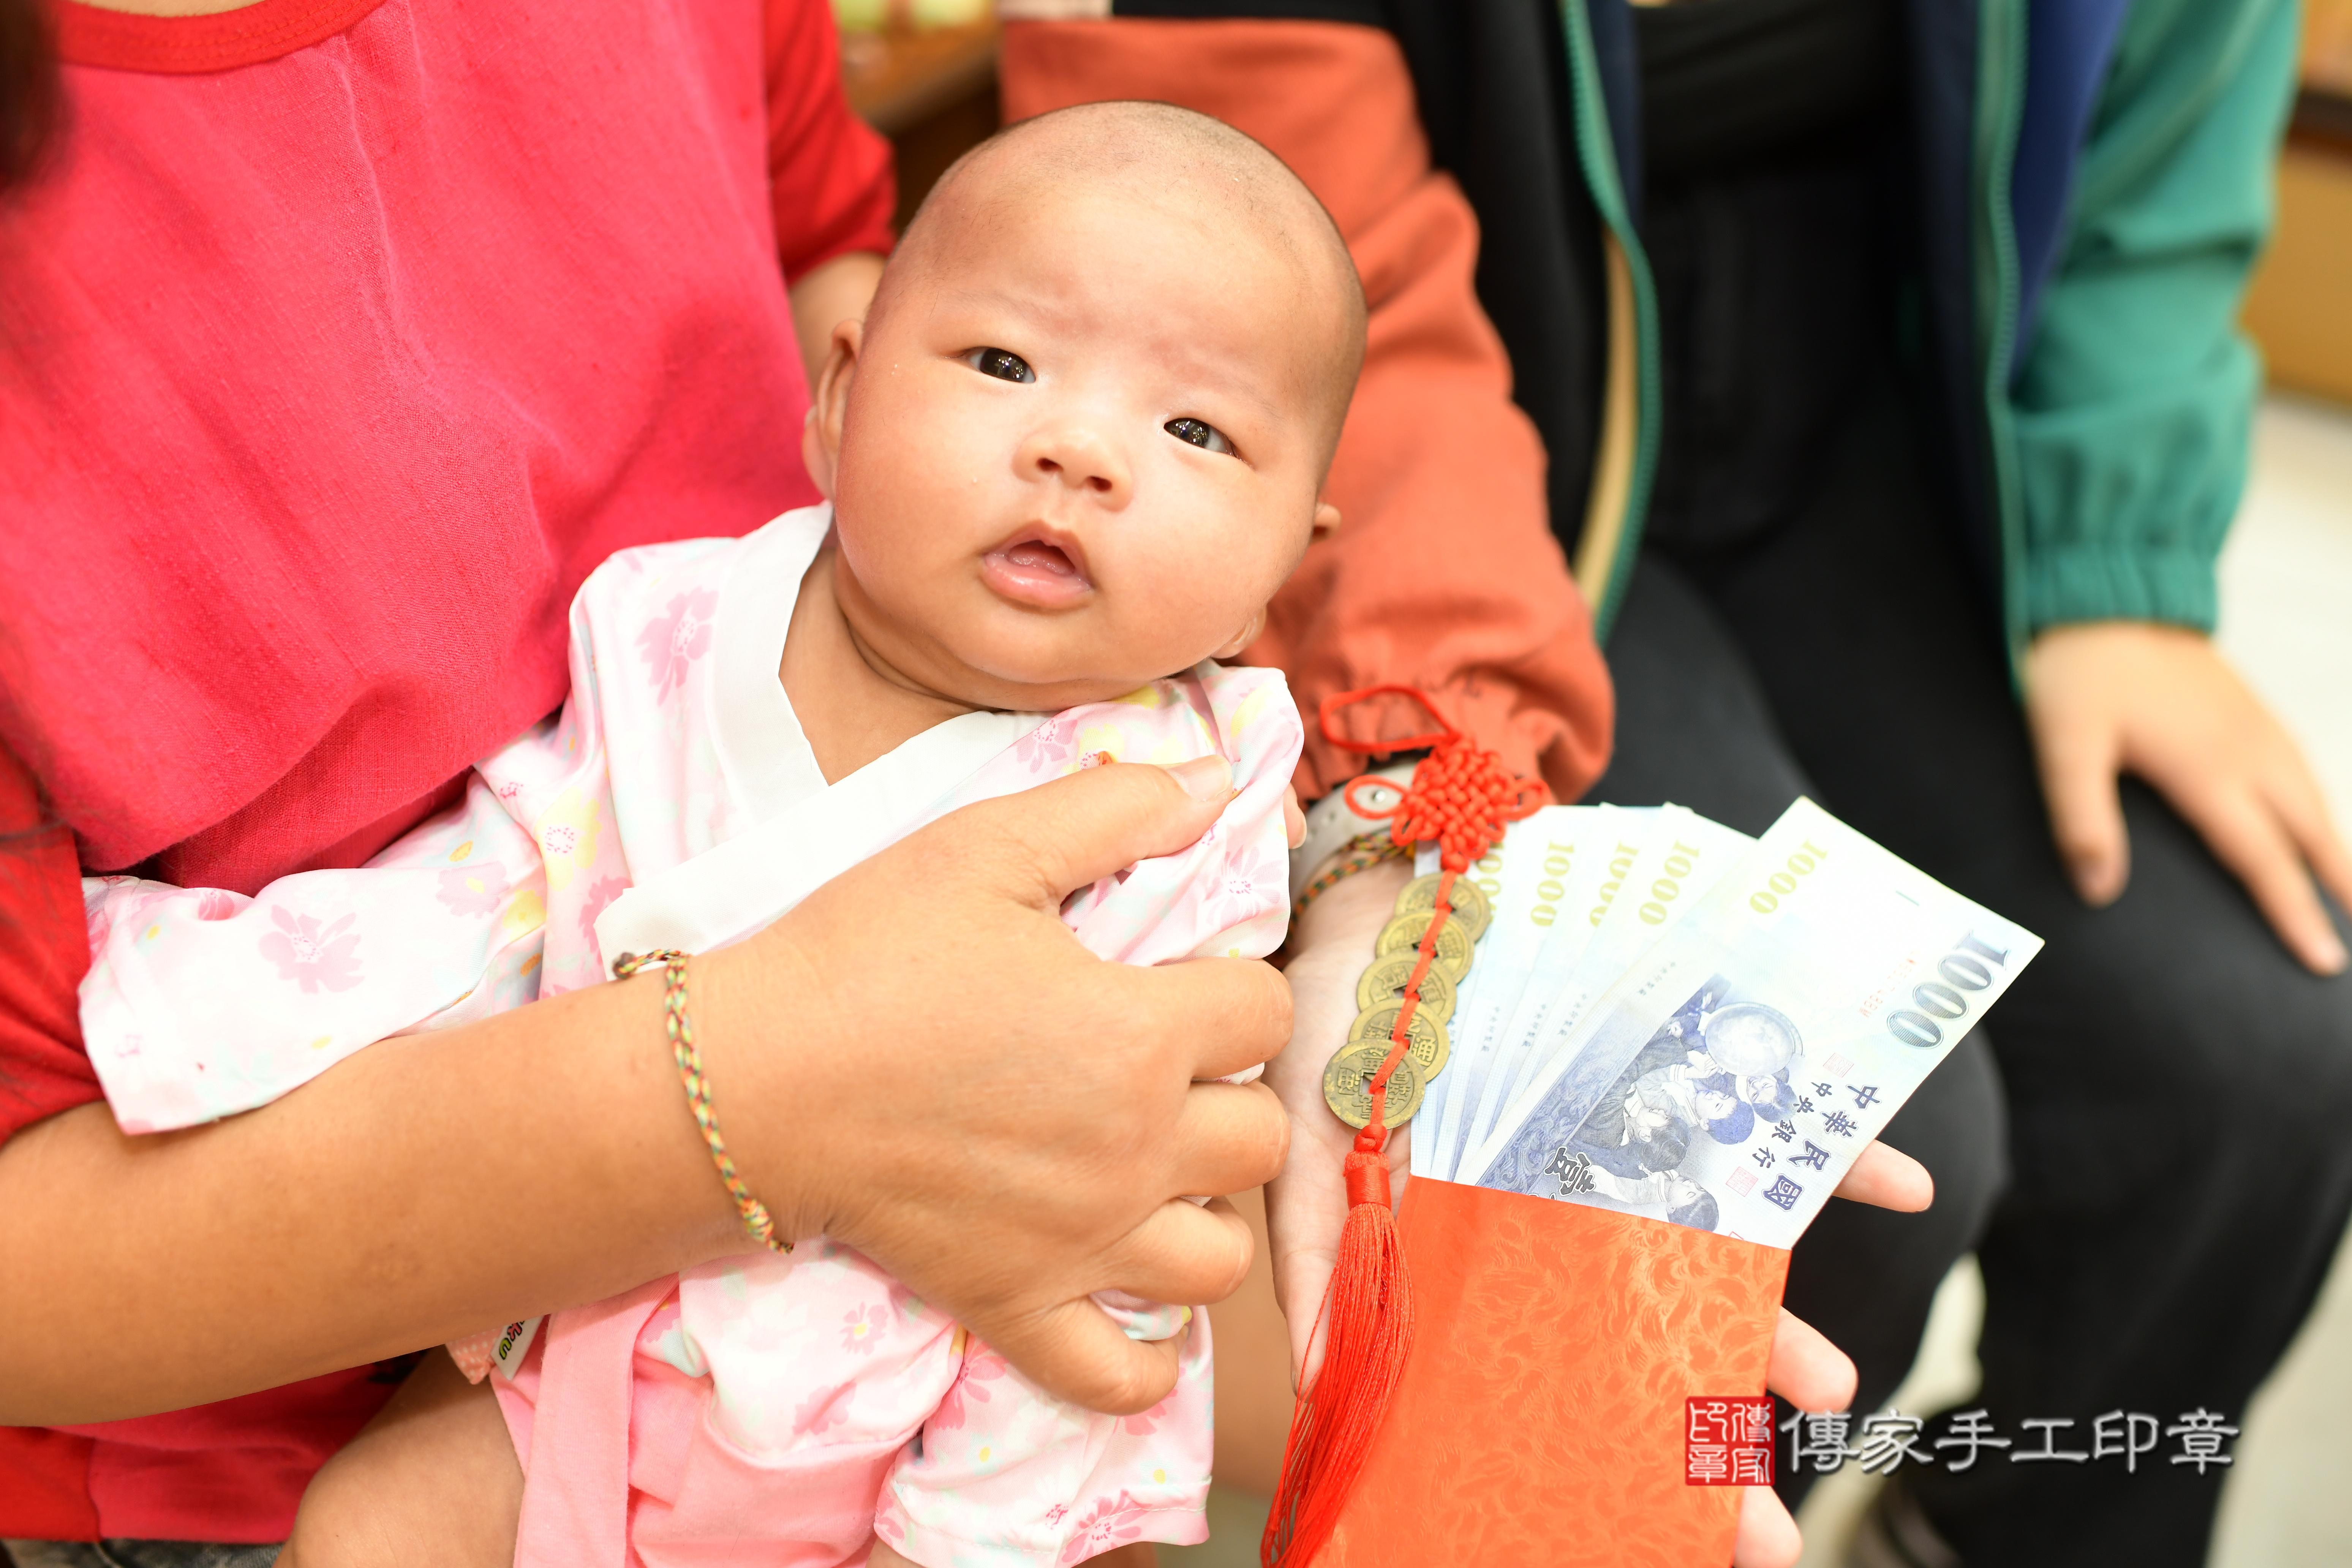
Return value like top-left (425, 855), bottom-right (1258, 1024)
top-left (937, 756), bottom-right (1234, 912)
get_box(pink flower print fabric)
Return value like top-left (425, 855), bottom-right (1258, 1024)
top-left (669, 1246), bottom-right (963, 1464)
top-left (953, 667), bottom-right (1299, 972)
top-left (1011, 711), bottom-right (1080, 773)
top-left (257, 908), bottom-right (364, 993)
top-left (78, 771), bottom-right (556, 1133)
top-left (637, 586), bottom-right (720, 701)
top-left (437, 861), bottom-right (514, 917)
top-left (1058, 1491), bottom-right (1165, 1566)
top-left (926, 1334), bottom-right (1006, 1436)
top-left (73, 509), bottom-right (1299, 1567)
top-left (875, 1327), bottom-right (1214, 1568)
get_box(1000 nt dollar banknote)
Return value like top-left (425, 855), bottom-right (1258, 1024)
top-left (1461, 798), bottom-right (2041, 1250)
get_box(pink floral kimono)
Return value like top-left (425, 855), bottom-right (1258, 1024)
top-left (75, 505), bottom-right (1303, 1568)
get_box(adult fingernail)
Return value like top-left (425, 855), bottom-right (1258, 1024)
top-left (2312, 931), bottom-right (2348, 975)
top-left (1166, 755), bottom-right (1233, 802)
top-left (2070, 858), bottom-right (2120, 907)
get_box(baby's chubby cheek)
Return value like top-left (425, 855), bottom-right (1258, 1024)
top-left (832, 428), bottom-right (988, 542)
top-left (1104, 506), bottom-right (1301, 659)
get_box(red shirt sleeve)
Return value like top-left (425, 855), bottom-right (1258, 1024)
top-left (0, 741), bottom-right (100, 1146)
top-left (0, 737), bottom-right (103, 1537)
top-left (765, 0), bottom-right (897, 281)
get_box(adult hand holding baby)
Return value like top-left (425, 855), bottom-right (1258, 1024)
top-left (695, 754), bottom-right (1292, 1415)
top-left (0, 758), bottom-right (1284, 1429)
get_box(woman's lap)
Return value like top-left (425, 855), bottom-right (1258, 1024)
top-left (1594, 377), bottom-right (2352, 1563)
top-left (1589, 537), bottom-right (2010, 1478)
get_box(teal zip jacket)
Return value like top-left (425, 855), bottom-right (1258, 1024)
top-left (1093, 0), bottom-right (2298, 665)
top-left (2001, 0), bottom-right (2300, 646)
top-left (1546, 0), bottom-right (2303, 659)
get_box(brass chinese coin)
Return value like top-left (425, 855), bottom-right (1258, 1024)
top-left (1322, 1042), bottom-right (1428, 1130)
top-left (1374, 911), bottom-right (1475, 984)
top-left (1393, 872), bottom-right (1490, 943)
top-left (1355, 949), bottom-right (1456, 1024)
top-left (1348, 1002), bottom-right (1450, 1080)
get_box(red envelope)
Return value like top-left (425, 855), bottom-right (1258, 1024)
top-left (1321, 1177), bottom-right (1790, 1567)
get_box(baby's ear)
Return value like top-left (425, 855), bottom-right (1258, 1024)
top-left (1311, 501), bottom-right (1342, 540)
top-left (801, 319), bottom-right (865, 500)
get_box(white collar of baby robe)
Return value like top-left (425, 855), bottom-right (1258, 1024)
top-left (595, 505), bottom-right (1050, 964)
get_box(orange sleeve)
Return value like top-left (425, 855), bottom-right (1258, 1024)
top-left (1000, 17), bottom-right (1613, 804)
top-left (765, 0), bottom-right (898, 282)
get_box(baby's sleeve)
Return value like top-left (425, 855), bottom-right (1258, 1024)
top-left (1055, 663), bottom-right (1304, 969)
top-left (80, 742), bottom-right (560, 1135)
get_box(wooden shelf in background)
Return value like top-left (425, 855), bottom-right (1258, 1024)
top-left (841, 19), bottom-right (1000, 140)
top-left (2242, 0), bottom-right (2352, 402)
top-left (2245, 132), bottom-right (2352, 408)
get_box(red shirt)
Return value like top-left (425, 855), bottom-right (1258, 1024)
top-left (0, 0), bottom-right (891, 1539)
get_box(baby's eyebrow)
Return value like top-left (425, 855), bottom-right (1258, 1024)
top-left (923, 282), bottom-right (1304, 433)
top-left (1182, 373), bottom-right (1286, 434)
top-left (926, 280), bottom-right (1064, 332)
top-left (1138, 354), bottom-right (1290, 444)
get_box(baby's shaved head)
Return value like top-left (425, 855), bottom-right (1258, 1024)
top-left (811, 103), bottom-right (1368, 714)
top-left (873, 101), bottom-right (1367, 461)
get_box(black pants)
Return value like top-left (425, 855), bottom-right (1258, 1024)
top-left (1587, 380), bottom-right (2352, 1565)
top-left (1, 1546), bottom-right (277, 1568)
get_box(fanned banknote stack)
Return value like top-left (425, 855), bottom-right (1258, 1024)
top-left (1395, 797), bottom-right (2042, 1249)
top-left (1299, 799), bottom-right (2043, 1565)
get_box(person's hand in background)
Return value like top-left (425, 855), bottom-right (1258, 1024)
top-left (2026, 621), bottom-right (2352, 974)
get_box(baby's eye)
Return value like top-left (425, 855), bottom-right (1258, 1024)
top-left (963, 347), bottom-right (1035, 383)
top-left (1164, 417), bottom-right (1234, 456)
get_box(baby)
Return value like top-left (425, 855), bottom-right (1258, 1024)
top-left (74, 103), bottom-right (1365, 1567)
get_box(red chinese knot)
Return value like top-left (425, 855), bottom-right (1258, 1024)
top-left (1333, 686), bottom-right (1547, 873)
top-left (1263, 687), bottom-right (1547, 1568)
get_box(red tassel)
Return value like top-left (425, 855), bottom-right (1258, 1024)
top-left (1263, 688), bottom-right (1547, 1566)
top-left (1261, 869), bottom-right (1437, 1568)
top-left (1261, 1143), bottom-right (1413, 1568)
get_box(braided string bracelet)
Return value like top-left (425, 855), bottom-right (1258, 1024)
top-left (1292, 830), bottom-right (1411, 918)
top-left (612, 948), bottom-right (791, 1254)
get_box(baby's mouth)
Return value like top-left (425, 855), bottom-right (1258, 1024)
top-left (981, 530), bottom-right (1095, 609)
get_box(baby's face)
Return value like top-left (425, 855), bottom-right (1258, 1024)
top-left (805, 174), bottom-right (1347, 714)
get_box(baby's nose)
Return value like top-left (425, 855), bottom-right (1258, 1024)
top-left (1020, 425), bottom-right (1132, 503)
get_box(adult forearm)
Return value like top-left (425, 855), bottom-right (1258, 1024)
top-left (0, 766), bottom-right (1292, 1426)
top-left (0, 971), bottom-right (744, 1424)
